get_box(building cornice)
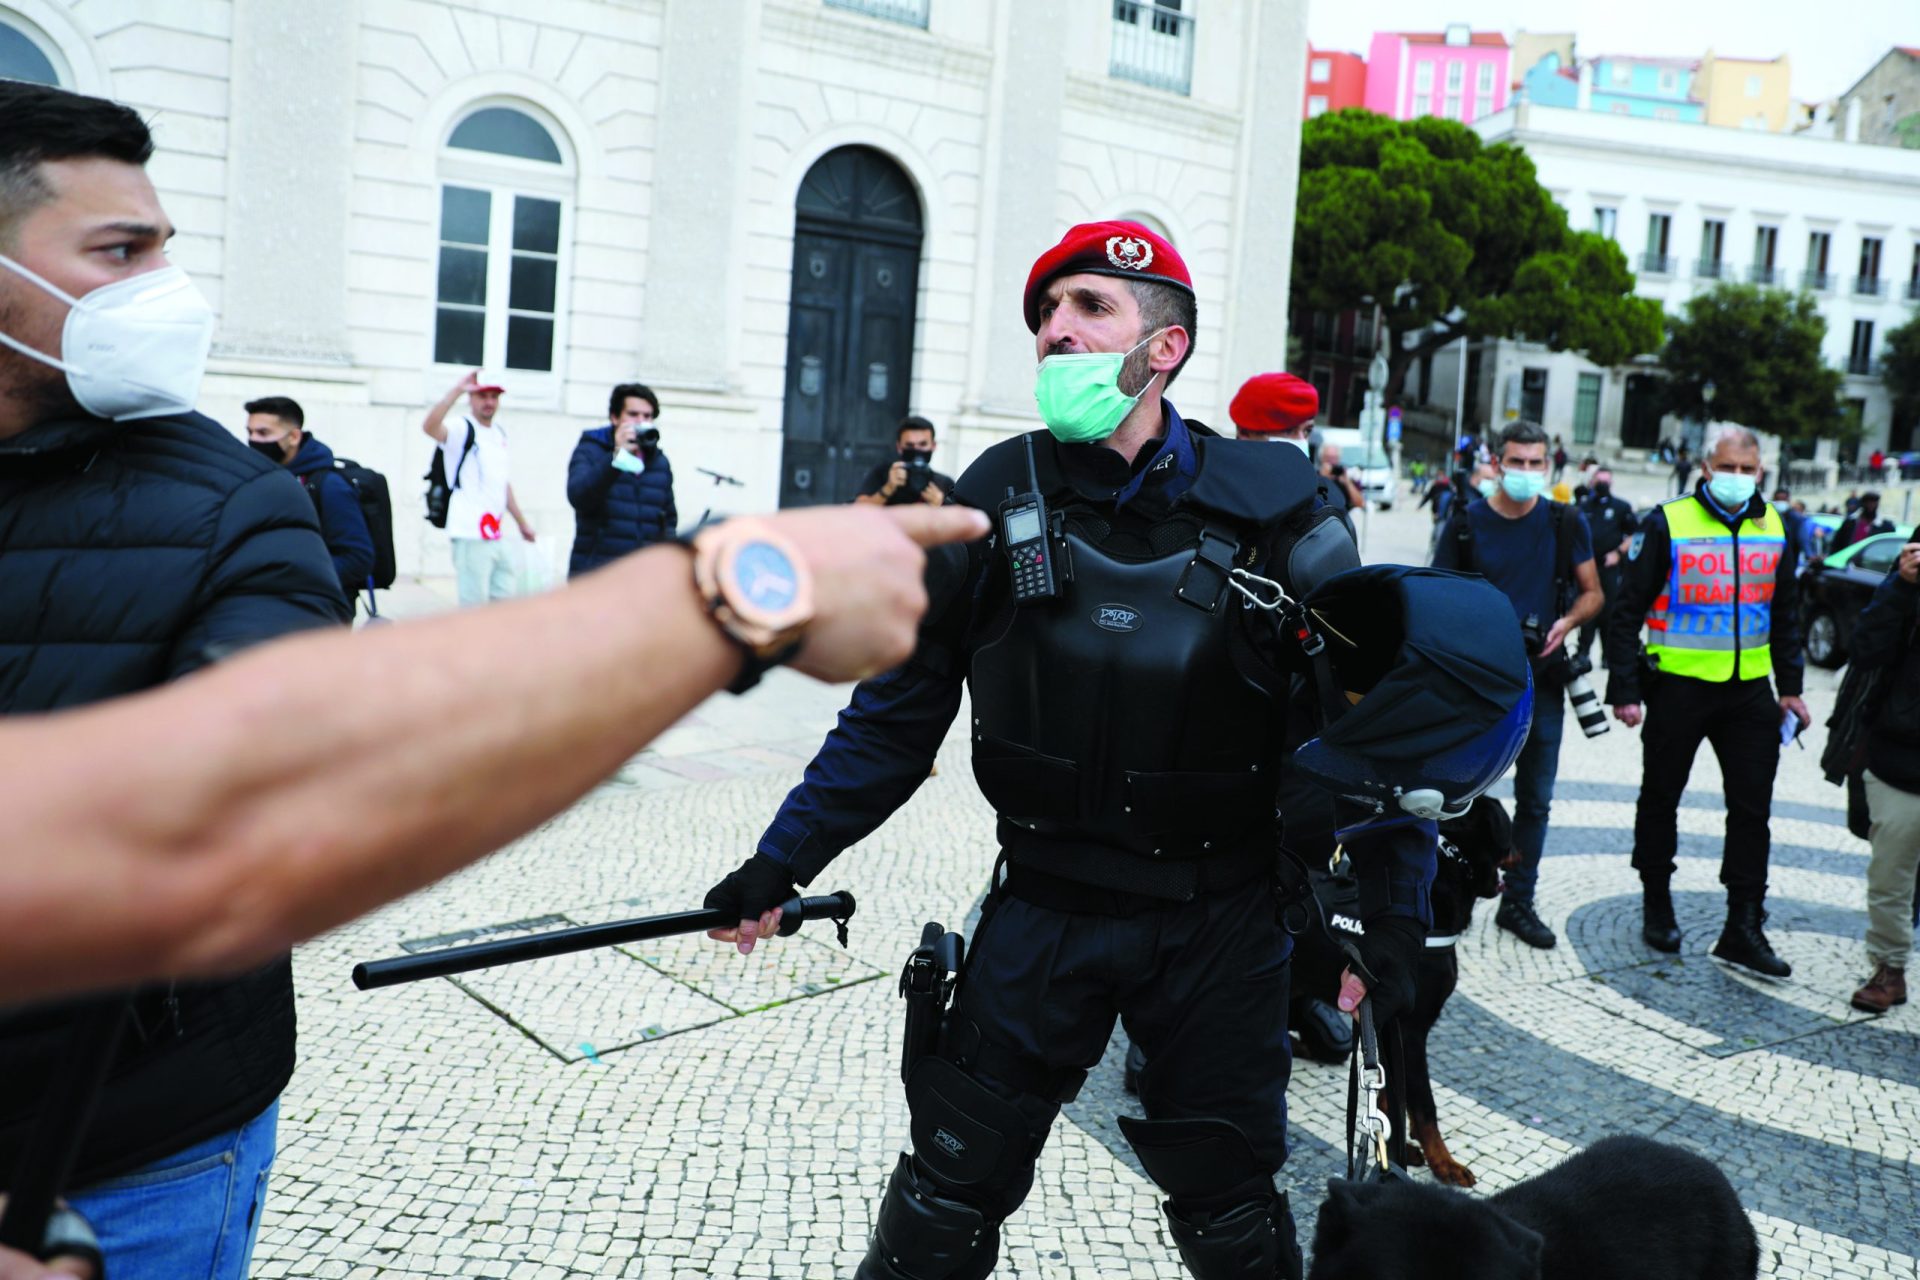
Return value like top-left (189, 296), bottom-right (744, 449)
top-left (1493, 125), bottom-right (1920, 193)
top-left (1062, 72), bottom-right (1240, 142)
top-left (760, 2), bottom-right (993, 84)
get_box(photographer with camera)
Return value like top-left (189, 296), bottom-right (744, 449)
top-left (855, 415), bottom-right (952, 507)
top-left (566, 382), bottom-right (677, 578)
top-left (1605, 425), bottom-right (1807, 976)
top-left (1434, 421), bottom-right (1604, 950)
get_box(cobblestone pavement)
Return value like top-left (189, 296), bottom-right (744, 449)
top-left (259, 504), bottom-right (1917, 1278)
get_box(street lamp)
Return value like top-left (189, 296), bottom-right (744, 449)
top-left (1702, 380), bottom-right (1717, 416)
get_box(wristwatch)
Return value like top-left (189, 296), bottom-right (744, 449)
top-left (683, 519), bottom-right (814, 693)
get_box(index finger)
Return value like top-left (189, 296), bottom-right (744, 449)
top-left (883, 504), bottom-right (991, 548)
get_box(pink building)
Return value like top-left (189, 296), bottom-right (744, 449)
top-left (1364, 24), bottom-right (1511, 123)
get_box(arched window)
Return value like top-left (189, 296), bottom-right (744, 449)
top-left (434, 103), bottom-right (571, 375)
top-left (1116, 211), bottom-right (1173, 244)
top-left (0, 11), bottom-right (65, 86)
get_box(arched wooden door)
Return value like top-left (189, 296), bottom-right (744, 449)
top-left (779, 146), bottom-right (923, 507)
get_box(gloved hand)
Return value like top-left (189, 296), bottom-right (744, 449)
top-left (703, 853), bottom-right (797, 956)
top-left (1335, 913), bottom-right (1424, 1027)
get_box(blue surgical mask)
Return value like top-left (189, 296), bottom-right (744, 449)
top-left (1475, 478), bottom-right (1498, 499)
top-left (1500, 470), bottom-right (1547, 502)
top-left (1707, 472), bottom-right (1757, 510)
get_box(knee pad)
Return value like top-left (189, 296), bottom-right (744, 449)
top-left (861, 1153), bottom-right (998, 1280)
top-left (1117, 1115), bottom-right (1300, 1280)
top-left (904, 1055), bottom-right (1037, 1192)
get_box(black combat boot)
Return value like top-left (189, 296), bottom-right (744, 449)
top-left (1641, 880), bottom-right (1682, 953)
top-left (1710, 901), bottom-right (1791, 978)
top-left (1495, 897), bottom-right (1557, 949)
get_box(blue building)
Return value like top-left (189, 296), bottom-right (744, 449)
top-left (1522, 52), bottom-right (1707, 123)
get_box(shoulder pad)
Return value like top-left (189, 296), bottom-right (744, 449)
top-left (950, 430), bottom-right (1063, 510)
top-left (1177, 436), bottom-right (1321, 528)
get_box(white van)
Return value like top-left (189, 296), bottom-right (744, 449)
top-left (1314, 427), bottom-right (1395, 509)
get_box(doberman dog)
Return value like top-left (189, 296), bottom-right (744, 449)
top-left (1286, 796), bottom-right (1513, 1187)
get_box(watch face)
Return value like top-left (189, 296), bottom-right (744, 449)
top-left (731, 541), bottom-right (801, 614)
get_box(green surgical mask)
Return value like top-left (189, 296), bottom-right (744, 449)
top-left (1034, 331), bottom-right (1162, 444)
top-left (1476, 478), bottom-right (1499, 499)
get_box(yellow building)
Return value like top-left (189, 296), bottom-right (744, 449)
top-left (1698, 50), bottom-right (1792, 131)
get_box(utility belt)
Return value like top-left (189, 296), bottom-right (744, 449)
top-left (997, 838), bottom-right (1273, 915)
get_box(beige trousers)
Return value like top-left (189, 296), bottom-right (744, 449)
top-left (1863, 770), bottom-right (1920, 970)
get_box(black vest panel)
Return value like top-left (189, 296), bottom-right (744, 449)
top-left (970, 530), bottom-right (1279, 880)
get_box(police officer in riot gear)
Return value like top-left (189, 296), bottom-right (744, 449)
top-left (704, 222), bottom-right (1506, 1280)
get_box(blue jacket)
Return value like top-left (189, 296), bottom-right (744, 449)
top-left (755, 405), bottom-right (1436, 928)
top-left (567, 427), bottom-right (677, 577)
top-left (0, 409), bottom-right (345, 1185)
top-left (288, 434), bottom-right (376, 601)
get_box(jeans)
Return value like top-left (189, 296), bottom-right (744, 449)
top-left (451, 537), bottom-right (518, 606)
top-left (67, 1099), bottom-right (279, 1280)
top-left (1503, 685), bottom-right (1567, 906)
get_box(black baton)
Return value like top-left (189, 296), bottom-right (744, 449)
top-left (352, 891), bottom-right (857, 990)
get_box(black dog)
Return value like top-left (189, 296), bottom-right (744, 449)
top-left (1285, 796), bottom-right (1511, 1186)
top-left (1308, 1135), bottom-right (1760, 1280)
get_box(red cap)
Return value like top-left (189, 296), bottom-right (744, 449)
top-left (1229, 372), bottom-right (1318, 435)
top-left (471, 371), bottom-right (505, 395)
top-left (1023, 220), bottom-right (1193, 333)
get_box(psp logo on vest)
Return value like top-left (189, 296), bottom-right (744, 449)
top-left (932, 1127), bottom-right (967, 1158)
top-left (1093, 604), bottom-right (1143, 633)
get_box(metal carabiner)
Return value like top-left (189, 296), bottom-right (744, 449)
top-left (1228, 566), bottom-right (1292, 612)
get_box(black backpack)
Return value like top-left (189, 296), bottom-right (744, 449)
top-left (423, 423), bottom-right (477, 529)
top-left (299, 459), bottom-right (398, 591)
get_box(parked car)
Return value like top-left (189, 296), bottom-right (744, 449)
top-left (1314, 427), bottom-right (1395, 509)
top-left (1801, 530), bottom-right (1916, 668)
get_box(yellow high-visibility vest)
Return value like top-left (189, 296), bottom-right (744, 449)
top-left (1644, 495), bottom-right (1784, 682)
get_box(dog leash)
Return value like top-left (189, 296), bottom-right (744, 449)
top-left (1345, 997), bottom-right (1392, 1181)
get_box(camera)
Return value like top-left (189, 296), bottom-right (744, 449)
top-left (1520, 614), bottom-right (1609, 738)
top-left (638, 427), bottom-right (660, 449)
top-left (901, 447), bottom-right (933, 496)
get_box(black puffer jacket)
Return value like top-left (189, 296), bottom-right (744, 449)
top-left (1852, 571), bottom-right (1920, 792)
top-left (566, 427), bottom-right (676, 577)
top-left (0, 410), bottom-right (348, 1187)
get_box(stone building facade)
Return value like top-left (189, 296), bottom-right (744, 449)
top-left (2, 0), bottom-right (1306, 577)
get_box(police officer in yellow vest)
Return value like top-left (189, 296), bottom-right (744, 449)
top-left (1605, 424), bottom-right (1809, 976)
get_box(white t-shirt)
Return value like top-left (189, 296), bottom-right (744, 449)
top-left (440, 416), bottom-right (511, 540)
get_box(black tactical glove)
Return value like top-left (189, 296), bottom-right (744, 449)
top-left (703, 853), bottom-right (797, 939)
top-left (1343, 913), bottom-right (1424, 1027)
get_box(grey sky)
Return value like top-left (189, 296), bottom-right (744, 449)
top-left (1308, 0), bottom-right (1912, 103)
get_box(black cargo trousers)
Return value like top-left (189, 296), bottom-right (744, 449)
top-left (885, 867), bottom-right (1297, 1279)
top-left (1630, 672), bottom-right (1782, 903)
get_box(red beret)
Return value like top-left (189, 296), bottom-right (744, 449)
top-left (1229, 372), bottom-right (1318, 435)
top-left (1023, 220), bottom-right (1193, 333)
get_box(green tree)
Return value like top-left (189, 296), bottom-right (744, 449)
top-left (1883, 311), bottom-right (1920, 439)
top-left (1290, 110), bottom-right (1664, 405)
top-left (1661, 283), bottom-right (1845, 445)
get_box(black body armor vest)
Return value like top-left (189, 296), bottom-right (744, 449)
top-left (954, 428), bottom-right (1329, 900)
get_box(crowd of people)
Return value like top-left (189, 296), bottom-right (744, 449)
top-left (3, 75), bottom-right (1916, 1280)
top-left (1412, 423), bottom-right (1916, 1000)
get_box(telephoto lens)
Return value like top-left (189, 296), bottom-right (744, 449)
top-left (1566, 670), bottom-right (1610, 737)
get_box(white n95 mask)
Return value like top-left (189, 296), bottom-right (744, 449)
top-left (0, 254), bottom-right (214, 422)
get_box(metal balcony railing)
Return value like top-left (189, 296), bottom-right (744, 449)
top-left (1111, 1), bottom-right (1194, 96)
top-left (824, 0), bottom-right (929, 27)
top-left (1695, 258), bottom-right (1725, 280)
top-left (1747, 265), bottom-right (1778, 285)
top-left (1854, 275), bottom-right (1885, 297)
top-left (1846, 355), bottom-right (1880, 376)
top-left (1801, 270), bottom-right (1832, 291)
top-left (1908, 279), bottom-right (1920, 301)
top-left (1640, 252), bottom-right (1676, 275)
